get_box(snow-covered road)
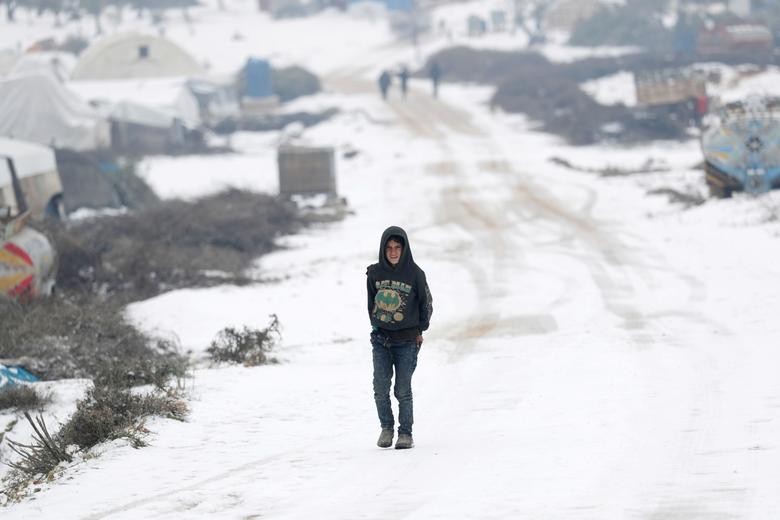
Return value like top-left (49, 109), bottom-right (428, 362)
top-left (7, 50), bottom-right (780, 518)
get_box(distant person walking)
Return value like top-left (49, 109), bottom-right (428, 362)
top-left (429, 61), bottom-right (441, 98)
top-left (378, 70), bottom-right (392, 100)
top-left (367, 226), bottom-right (433, 450)
top-left (398, 66), bottom-right (410, 98)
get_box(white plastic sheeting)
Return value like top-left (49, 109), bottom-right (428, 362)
top-left (0, 72), bottom-right (110, 151)
top-left (70, 77), bottom-right (201, 128)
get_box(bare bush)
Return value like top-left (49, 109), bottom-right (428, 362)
top-left (647, 188), bottom-right (706, 208)
top-left (46, 189), bottom-right (302, 302)
top-left (2, 386), bottom-right (188, 488)
top-left (424, 47), bottom-right (691, 144)
top-left (0, 297), bottom-right (188, 385)
top-left (59, 385), bottom-right (189, 451)
top-left (0, 386), bottom-right (51, 412)
top-left (207, 315), bottom-right (281, 366)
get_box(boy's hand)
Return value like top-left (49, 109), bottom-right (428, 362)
top-left (416, 335), bottom-right (423, 347)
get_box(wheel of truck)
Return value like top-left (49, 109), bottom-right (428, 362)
top-left (707, 180), bottom-right (725, 199)
top-left (706, 177), bottom-right (734, 199)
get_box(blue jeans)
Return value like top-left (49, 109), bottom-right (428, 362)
top-left (371, 331), bottom-right (419, 435)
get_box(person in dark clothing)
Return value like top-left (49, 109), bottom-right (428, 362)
top-left (367, 226), bottom-right (433, 449)
top-left (378, 70), bottom-right (392, 100)
top-left (429, 61), bottom-right (441, 98)
top-left (398, 66), bottom-right (409, 98)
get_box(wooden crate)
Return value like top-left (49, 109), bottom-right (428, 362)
top-left (277, 145), bottom-right (336, 196)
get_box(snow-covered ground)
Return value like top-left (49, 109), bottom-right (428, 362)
top-left (3, 1), bottom-right (780, 518)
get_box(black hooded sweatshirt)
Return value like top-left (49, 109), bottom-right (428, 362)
top-left (366, 226), bottom-right (433, 340)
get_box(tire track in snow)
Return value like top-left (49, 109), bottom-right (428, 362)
top-left (79, 449), bottom-right (303, 519)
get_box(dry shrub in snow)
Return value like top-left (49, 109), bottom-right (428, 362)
top-left (48, 188), bottom-right (302, 302)
top-left (2, 385), bottom-right (188, 489)
top-left (425, 47), bottom-right (690, 145)
top-left (59, 385), bottom-right (189, 451)
top-left (0, 386), bottom-right (51, 412)
top-left (207, 315), bottom-right (281, 366)
top-left (0, 297), bottom-right (188, 386)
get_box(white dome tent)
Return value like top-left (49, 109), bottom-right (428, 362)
top-left (70, 32), bottom-right (204, 80)
top-left (0, 71), bottom-right (110, 151)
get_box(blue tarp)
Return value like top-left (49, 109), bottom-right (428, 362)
top-left (0, 364), bottom-right (39, 390)
top-left (245, 58), bottom-right (273, 98)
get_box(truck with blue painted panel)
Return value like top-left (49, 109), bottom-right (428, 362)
top-left (701, 96), bottom-right (780, 198)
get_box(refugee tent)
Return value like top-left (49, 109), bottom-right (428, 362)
top-left (107, 100), bottom-right (191, 154)
top-left (186, 77), bottom-right (241, 126)
top-left (0, 71), bottom-right (110, 151)
top-left (70, 77), bottom-right (201, 127)
top-left (69, 77), bottom-right (203, 154)
top-left (9, 51), bottom-right (76, 82)
top-left (71, 32), bottom-right (204, 80)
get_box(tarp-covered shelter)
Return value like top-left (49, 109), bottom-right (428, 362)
top-left (69, 78), bottom-right (203, 154)
top-left (187, 78), bottom-right (241, 126)
top-left (71, 32), bottom-right (204, 80)
top-left (70, 77), bottom-right (201, 127)
top-left (0, 72), bottom-right (110, 151)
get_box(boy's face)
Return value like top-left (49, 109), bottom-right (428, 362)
top-left (385, 239), bottom-right (403, 266)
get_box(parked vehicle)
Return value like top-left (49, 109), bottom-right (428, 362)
top-left (0, 138), bottom-right (60, 301)
top-left (634, 68), bottom-right (709, 125)
top-left (697, 23), bottom-right (773, 63)
top-left (701, 96), bottom-right (780, 197)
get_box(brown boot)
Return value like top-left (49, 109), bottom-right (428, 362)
top-left (395, 433), bottom-right (414, 449)
top-left (377, 429), bottom-right (394, 448)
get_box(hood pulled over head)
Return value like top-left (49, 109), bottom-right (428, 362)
top-left (378, 225), bottom-right (413, 271)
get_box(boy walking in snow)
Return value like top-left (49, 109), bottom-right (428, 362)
top-left (367, 226), bottom-right (433, 449)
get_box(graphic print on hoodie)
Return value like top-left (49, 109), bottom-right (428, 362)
top-left (366, 226), bottom-right (433, 336)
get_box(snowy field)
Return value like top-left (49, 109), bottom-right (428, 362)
top-left (3, 1), bottom-right (780, 518)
